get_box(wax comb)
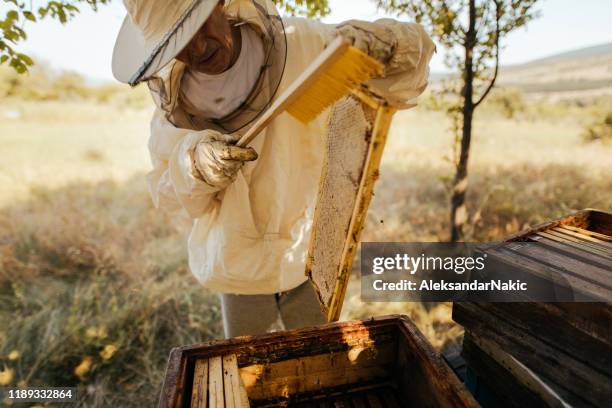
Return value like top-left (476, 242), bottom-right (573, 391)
top-left (237, 37), bottom-right (384, 147)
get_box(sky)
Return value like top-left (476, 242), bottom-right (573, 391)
top-left (6, 0), bottom-right (612, 82)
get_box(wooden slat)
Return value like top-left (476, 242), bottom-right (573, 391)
top-left (209, 356), bottom-right (225, 408)
top-left (529, 235), bottom-right (612, 267)
top-left (540, 228), bottom-right (609, 251)
top-left (485, 247), bottom-right (609, 301)
top-left (535, 231), bottom-right (612, 259)
top-left (559, 224), bottom-right (612, 241)
top-left (191, 359), bottom-right (208, 408)
top-left (551, 226), bottom-right (612, 247)
top-left (504, 241), bottom-right (612, 290)
top-left (223, 354), bottom-right (248, 408)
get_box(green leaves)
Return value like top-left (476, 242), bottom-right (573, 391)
top-left (23, 11), bottom-right (36, 22)
top-left (6, 10), bottom-right (19, 20)
top-left (1, 0), bottom-right (327, 75)
top-left (273, 0), bottom-right (330, 18)
top-left (17, 52), bottom-right (32, 65)
top-left (1, 0), bottom-right (110, 74)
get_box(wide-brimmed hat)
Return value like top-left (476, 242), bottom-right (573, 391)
top-left (112, 0), bottom-right (219, 85)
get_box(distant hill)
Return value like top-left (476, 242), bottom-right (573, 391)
top-left (509, 43), bottom-right (612, 67)
top-left (499, 42), bottom-right (612, 94)
top-left (430, 42), bottom-right (612, 96)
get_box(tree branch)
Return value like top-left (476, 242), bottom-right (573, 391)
top-left (473, 0), bottom-right (500, 109)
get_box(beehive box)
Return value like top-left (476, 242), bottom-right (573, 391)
top-left (453, 209), bottom-right (612, 407)
top-left (158, 315), bottom-right (479, 407)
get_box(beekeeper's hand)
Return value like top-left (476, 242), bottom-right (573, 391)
top-left (328, 20), bottom-right (397, 68)
top-left (191, 130), bottom-right (258, 190)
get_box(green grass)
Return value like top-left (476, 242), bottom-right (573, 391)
top-left (1, 99), bottom-right (611, 406)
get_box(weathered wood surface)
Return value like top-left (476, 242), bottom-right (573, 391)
top-left (479, 209), bottom-right (612, 301)
top-left (223, 354), bottom-right (247, 408)
top-left (393, 319), bottom-right (479, 408)
top-left (158, 315), bottom-right (478, 408)
top-left (208, 356), bottom-right (224, 408)
top-left (454, 302), bottom-right (612, 406)
top-left (452, 210), bottom-right (612, 407)
top-left (240, 342), bottom-right (395, 400)
top-left (483, 246), bottom-right (608, 301)
top-left (536, 230), bottom-right (612, 259)
top-left (461, 333), bottom-right (565, 408)
top-left (488, 302), bottom-right (612, 375)
top-left (306, 88), bottom-right (395, 322)
top-left (191, 359), bottom-right (208, 408)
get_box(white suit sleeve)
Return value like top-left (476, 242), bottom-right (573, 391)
top-left (330, 18), bottom-right (435, 108)
top-left (146, 108), bottom-right (220, 219)
top-left (368, 19), bottom-right (435, 108)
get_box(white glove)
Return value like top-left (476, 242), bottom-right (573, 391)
top-left (328, 20), bottom-right (398, 67)
top-left (191, 130), bottom-right (258, 190)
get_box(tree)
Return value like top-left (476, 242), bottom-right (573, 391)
top-left (1, 0), bottom-right (111, 73)
top-left (376, 0), bottom-right (539, 241)
top-left (1, 0), bottom-right (330, 74)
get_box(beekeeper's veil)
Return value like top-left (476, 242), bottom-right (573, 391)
top-left (112, 0), bottom-right (287, 133)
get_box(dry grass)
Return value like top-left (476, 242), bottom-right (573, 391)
top-left (340, 108), bottom-right (612, 350)
top-left (1, 98), bottom-right (611, 406)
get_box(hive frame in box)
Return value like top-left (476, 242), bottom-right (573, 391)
top-left (305, 86), bottom-right (397, 322)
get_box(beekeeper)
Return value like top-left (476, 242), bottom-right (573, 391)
top-left (112, 0), bottom-right (434, 338)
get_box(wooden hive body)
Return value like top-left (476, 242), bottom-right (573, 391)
top-left (158, 316), bottom-right (478, 407)
top-left (453, 209), bottom-right (612, 407)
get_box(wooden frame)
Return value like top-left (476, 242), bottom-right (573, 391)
top-left (306, 87), bottom-right (397, 322)
top-left (158, 315), bottom-right (478, 407)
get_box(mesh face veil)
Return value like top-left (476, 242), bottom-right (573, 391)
top-left (146, 0), bottom-right (287, 133)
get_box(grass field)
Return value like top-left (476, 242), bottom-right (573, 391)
top-left (1, 97), bottom-right (611, 406)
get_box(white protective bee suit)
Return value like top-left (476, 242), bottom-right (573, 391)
top-left (145, 0), bottom-right (434, 335)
